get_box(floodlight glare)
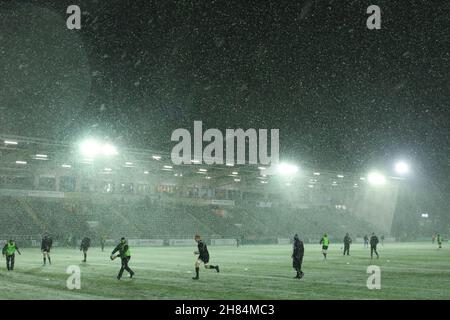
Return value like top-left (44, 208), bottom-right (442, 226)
top-left (277, 163), bottom-right (298, 175)
top-left (80, 139), bottom-right (101, 157)
top-left (367, 172), bottom-right (386, 186)
top-left (395, 161), bottom-right (409, 175)
top-left (102, 143), bottom-right (118, 156)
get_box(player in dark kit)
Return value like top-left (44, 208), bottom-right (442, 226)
top-left (370, 233), bottom-right (379, 259)
top-left (437, 234), bottom-right (443, 249)
top-left (343, 233), bottom-right (352, 256)
top-left (80, 237), bottom-right (91, 262)
top-left (192, 234), bottom-right (220, 280)
top-left (292, 234), bottom-right (304, 279)
top-left (2, 240), bottom-right (21, 271)
top-left (111, 237), bottom-right (134, 280)
top-left (41, 234), bottom-right (53, 266)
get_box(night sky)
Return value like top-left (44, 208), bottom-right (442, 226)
top-left (0, 0), bottom-right (449, 181)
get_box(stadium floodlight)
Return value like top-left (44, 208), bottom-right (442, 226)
top-left (35, 154), bottom-right (48, 158)
top-left (421, 213), bottom-right (429, 218)
top-left (277, 163), bottom-right (299, 175)
top-left (367, 171), bottom-right (386, 186)
top-left (80, 139), bottom-right (101, 157)
top-left (4, 140), bottom-right (18, 145)
top-left (61, 164), bottom-right (72, 168)
top-left (395, 161), bottom-right (410, 175)
top-left (337, 174), bottom-right (344, 178)
top-left (144, 171), bottom-right (149, 174)
top-left (199, 168), bottom-right (207, 172)
top-left (152, 155), bottom-right (162, 160)
top-left (101, 143), bottom-right (118, 156)
top-left (15, 160), bottom-right (27, 164)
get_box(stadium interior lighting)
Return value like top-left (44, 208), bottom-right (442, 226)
top-left (80, 139), bottom-right (101, 157)
top-left (277, 163), bottom-right (299, 175)
top-left (4, 140), bottom-right (18, 145)
top-left (101, 143), bottom-right (118, 156)
top-left (144, 171), bottom-right (149, 174)
top-left (61, 164), bottom-right (72, 168)
top-left (367, 172), bottom-right (386, 186)
top-left (421, 213), bottom-right (429, 218)
top-left (152, 155), bottom-right (161, 160)
top-left (35, 154), bottom-right (48, 158)
top-left (395, 161), bottom-right (410, 175)
top-left (15, 160), bottom-right (27, 164)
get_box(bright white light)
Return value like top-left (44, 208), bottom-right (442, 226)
top-left (353, 183), bottom-right (358, 187)
top-left (163, 165), bottom-right (173, 169)
top-left (104, 168), bottom-right (112, 172)
top-left (144, 171), bottom-right (149, 174)
top-left (15, 160), bottom-right (27, 165)
top-left (102, 144), bottom-right (118, 156)
top-left (226, 163), bottom-right (234, 167)
top-left (4, 140), bottom-right (18, 145)
top-left (277, 163), bottom-right (298, 175)
top-left (199, 168), bottom-right (207, 172)
top-left (61, 164), bottom-right (72, 168)
top-left (191, 159), bottom-right (200, 164)
top-left (421, 213), bottom-right (429, 218)
top-left (80, 140), bottom-right (101, 157)
top-left (35, 154), bottom-right (48, 158)
top-left (313, 172), bottom-right (320, 176)
top-left (337, 174), bottom-right (344, 178)
top-left (258, 166), bottom-right (266, 170)
top-left (367, 172), bottom-right (386, 186)
top-left (152, 155), bottom-right (161, 160)
top-left (395, 161), bottom-right (409, 175)
top-left (125, 162), bottom-right (133, 166)
top-left (205, 176), bottom-right (211, 180)
top-left (234, 178), bottom-right (241, 182)
top-left (231, 171), bottom-right (238, 175)
top-left (260, 180), bottom-right (268, 184)
top-left (360, 177), bottom-right (366, 181)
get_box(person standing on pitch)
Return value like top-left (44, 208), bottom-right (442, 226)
top-left (292, 234), bottom-right (304, 279)
top-left (41, 234), bottom-right (52, 266)
top-left (343, 233), bottom-right (352, 256)
top-left (80, 237), bottom-right (91, 262)
top-left (100, 235), bottom-right (106, 252)
top-left (2, 239), bottom-right (21, 271)
top-left (370, 233), bottom-right (379, 259)
top-left (437, 234), bottom-right (443, 249)
top-left (320, 234), bottom-right (329, 260)
top-left (363, 234), bottom-right (369, 248)
top-left (111, 237), bottom-right (134, 280)
top-left (192, 234), bottom-right (220, 280)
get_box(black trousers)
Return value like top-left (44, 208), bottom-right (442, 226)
top-left (343, 244), bottom-right (350, 255)
top-left (118, 256), bottom-right (133, 278)
top-left (6, 254), bottom-right (15, 270)
top-left (370, 245), bottom-right (379, 258)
